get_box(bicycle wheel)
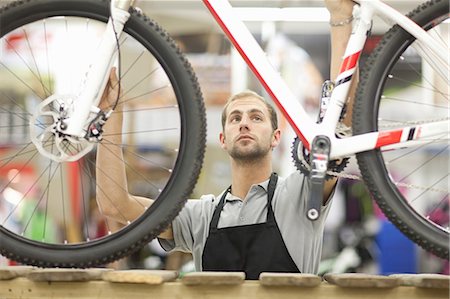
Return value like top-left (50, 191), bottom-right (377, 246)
top-left (354, 0), bottom-right (449, 259)
top-left (0, 0), bottom-right (206, 267)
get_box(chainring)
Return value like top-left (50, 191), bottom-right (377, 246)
top-left (291, 137), bottom-right (349, 180)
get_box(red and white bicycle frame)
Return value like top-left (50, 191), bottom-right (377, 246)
top-left (69, 0), bottom-right (449, 160)
top-left (203, 0), bottom-right (449, 159)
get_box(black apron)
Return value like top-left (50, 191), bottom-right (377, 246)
top-left (202, 173), bottom-right (300, 280)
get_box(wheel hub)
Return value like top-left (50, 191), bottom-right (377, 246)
top-left (30, 94), bottom-right (94, 162)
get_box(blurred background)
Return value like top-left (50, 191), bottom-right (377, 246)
top-left (0, 0), bottom-right (447, 276)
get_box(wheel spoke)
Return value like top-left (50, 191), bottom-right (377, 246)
top-left (0, 2), bottom-right (205, 267)
top-left (353, 3), bottom-right (449, 259)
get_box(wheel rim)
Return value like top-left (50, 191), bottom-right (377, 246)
top-left (371, 14), bottom-right (449, 239)
top-left (0, 6), bottom-right (196, 261)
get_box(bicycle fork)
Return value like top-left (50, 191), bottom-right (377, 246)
top-left (30, 1), bottom-right (135, 162)
top-left (64, 0), bottom-right (134, 138)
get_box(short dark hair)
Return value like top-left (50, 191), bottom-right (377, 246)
top-left (221, 90), bottom-right (278, 131)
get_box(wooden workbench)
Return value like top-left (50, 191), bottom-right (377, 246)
top-left (0, 267), bottom-right (448, 299)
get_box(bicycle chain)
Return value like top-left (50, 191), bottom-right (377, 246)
top-left (292, 78), bottom-right (447, 193)
top-left (325, 169), bottom-right (448, 194)
top-left (291, 136), bottom-right (447, 194)
top-left (378, 117), bottom-right (450, 128)
top-left (360, 117), bottom-right (449, 193)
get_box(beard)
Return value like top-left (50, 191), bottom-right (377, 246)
top-left (228, 141), bottom-right (271, 164)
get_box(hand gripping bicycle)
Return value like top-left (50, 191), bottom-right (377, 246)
top-left (0, 0), bottom-right (448, 267)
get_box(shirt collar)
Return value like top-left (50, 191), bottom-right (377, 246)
top-left (224, 177), bottom-right (270, 202)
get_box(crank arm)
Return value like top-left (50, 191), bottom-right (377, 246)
top-left (306, 136), bottom-right (331, 221)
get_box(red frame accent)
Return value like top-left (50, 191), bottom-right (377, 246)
top-left (339, 51), bottom-right (361, 73)
top-left (376, 130), bottom-right (403, 148)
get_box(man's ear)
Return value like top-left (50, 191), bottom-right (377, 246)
top-left (271, 129), bottom-right (281, 148)
top-left (219, 132), bottom-right (227, 150)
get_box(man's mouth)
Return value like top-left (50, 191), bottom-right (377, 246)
top-left (237, 135), bottom-right (254, 141)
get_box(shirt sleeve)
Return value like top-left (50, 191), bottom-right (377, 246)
top-left (281, 170), bottom-right (333, 223)
top-left (274, 170), bottom-right (335, 274)
top-left (158, 195), bottom-right (215, 253)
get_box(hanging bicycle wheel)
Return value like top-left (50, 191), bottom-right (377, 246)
top-left (0, 0), bottom-right (206, 267)
top-left (354, 0), bottom-right (449, 259)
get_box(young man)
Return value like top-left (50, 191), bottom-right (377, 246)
top-left (159, 90), bottom-right (338, 278)
top-left (96, 0), bottom-right (356, 279)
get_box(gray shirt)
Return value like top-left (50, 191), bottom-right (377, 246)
top-left (159, 171), bottom-right (333, 274)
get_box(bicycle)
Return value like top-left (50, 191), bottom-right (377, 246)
top-left (0, 0), bottom-right (448, 267)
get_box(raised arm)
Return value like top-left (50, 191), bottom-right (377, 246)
top-left (326, 0), bottom-right (355, 80)
top-left (95, 68), bottom-right (150, 223)
top-left (322, 0), bottom-right (357, 203)
top-left (95, 69), bottom-right (173, 239)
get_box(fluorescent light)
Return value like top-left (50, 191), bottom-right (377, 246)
top-left (3, 187), bottom-right (23, 205)
top-left (234, 7), bottom-right (330, 22)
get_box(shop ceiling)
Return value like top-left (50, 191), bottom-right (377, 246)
top-left (0, 0), bottom-right (425, 35)
top-left (136, 0), bottom-right (424, 35)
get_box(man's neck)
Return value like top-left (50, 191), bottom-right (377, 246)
top-left (229, 157), bottom-right (272, 200)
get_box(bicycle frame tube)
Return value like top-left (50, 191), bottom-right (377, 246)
top-left (203, 0), bottom-right (318, 151)
top-left (332, 120), bottom-right (450, 157)
top-left (368, 0), bottom-right (449, 68)
top-left (320, 3), bottom-right (370, 133)
top-left (65, 0), bottom-right (134, 137)
top-left (204, 0), bottom-right (449, 159)
top-left (330, 0), bottom-right (449, 157)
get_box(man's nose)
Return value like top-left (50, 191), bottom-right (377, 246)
top-left (239, 116), bottom-right (250, 131)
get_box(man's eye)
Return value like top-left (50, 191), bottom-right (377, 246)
top-left (230, 116), bottom-right (240, 123)
top-left (252, 115), bottom-right (263, 121)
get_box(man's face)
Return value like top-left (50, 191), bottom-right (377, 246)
top-left (220, 97), bottom-right (280, 163)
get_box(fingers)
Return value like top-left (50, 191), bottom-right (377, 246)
top-left (325, 0), bottom-right (354, 15)
top-left (107, 67), bottom-right (123, 111)
top-left (110, 67), bottom-right (119, 85)
top-left (99, 67), bottom-right (120, 110)
top-left (105, 67), bottom-right (119, 95)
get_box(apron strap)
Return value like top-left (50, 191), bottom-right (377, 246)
top-left (209, 186), bottom-right (230, 230)
top-left (266, 173), bottom-right (278, 223)
top-left (209, 173), bottom-right (278, 230)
